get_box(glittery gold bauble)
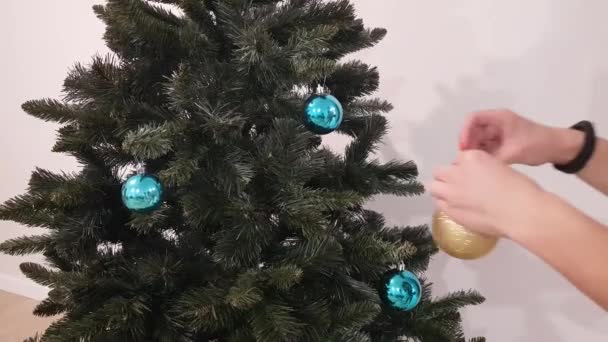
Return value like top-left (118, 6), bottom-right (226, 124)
top-left (432, 211), bottom-right (498, 260)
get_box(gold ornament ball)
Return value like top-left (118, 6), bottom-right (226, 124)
top-left (432, 211), bottom-right (498, 260)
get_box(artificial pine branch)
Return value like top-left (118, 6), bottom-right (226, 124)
top-left (159, 155), bottom-right (202, 187)
top-left (345, 98), bottom-right (393, 116)
top-left (173, 285), bottom-right (239, 331)
top-left (20, 262), bottom-right (56, 287)
top-left (21, 99), bottom-right (81, 124)
top-left (250, 302), bottom-right (305, 342)
top-left (33, 298), bottom-right (67, 317)
top-left (95, 0), bottom-right (187, 59)
top-left (425, 291), bottom-right (486, 317)
top-left (332, 301), bottom-right (381, 333)
top-left (343, 232), bottom-right (415, 280)
top-left (122, 122), bottom-right (177, 159)
top-left (0, 193), bottom-right (61, 229)
top-left (22, 334), bottom-right (40, 342)
top-left (226, 270), bottom-right (264, 309)
top-left (0, 235), bottom-right (52, 256)
top-left (127, 207), bottom-right (171, 234)
top-left (328, 61), bottom-right (380, 101)
top-left (345, 115), bottom-right (388, 163)
top-left (468, 338), bottom-right (486, 342)
top-left (28, 168), bottom-right (80, 192)
top-left (63, 54), bottom-right (125, 105)
top-left (263, 264), bottom-right (304, 290)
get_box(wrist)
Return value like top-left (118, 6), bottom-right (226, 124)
top-left (549, 127), bottom-right (585, 165)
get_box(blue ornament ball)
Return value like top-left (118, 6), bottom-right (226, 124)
top-left (121, 174), bottom-right (163, 212)
top-left (385, 270), bottom-right (422, 311)
top-left (304, 94), bottom-right (344, 134)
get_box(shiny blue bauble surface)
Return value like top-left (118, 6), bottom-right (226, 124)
top-left (304, 94), bottom-right (344, 134)
top-left (121, 174), bottom-right (163, 212)
top-left (385, 270), bottom-right (422, 311)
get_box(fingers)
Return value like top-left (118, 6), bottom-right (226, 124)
top-left (429, 180), bottom-right (450, 200)
top-left (456, 149), bottom-right (488, 163)
top-left (459, 110), bottom-right (503, 152)
top-left (433, 198), bottom-right (449, 212)
top-left (459, 113), bottom-right (486, 150)
top-left (431, 164), bottom-right (458, 200)
top-left (433, 165), bottom-right (453, 182)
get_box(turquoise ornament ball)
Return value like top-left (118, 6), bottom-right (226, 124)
top-left (121, 174), bottom-right (163, 212)
top-left (304, 94), bottom-right (344, 134)
top-left (385, 270), bottom-right (422, 311)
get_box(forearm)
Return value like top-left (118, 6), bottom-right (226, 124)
top-left (579, 135), bottom-right (608, 195)
top-left (510, 192), bottom-right (608, 310)
top-left (551, 127), bottom-right (608, 195)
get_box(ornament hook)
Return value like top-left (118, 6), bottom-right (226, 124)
top-left (134, 158), bottom-right (146, 175)
top-left (315, 84), bottom-right (327, 95)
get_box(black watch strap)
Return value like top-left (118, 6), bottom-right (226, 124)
top-left (554, 120), bottom-right (596, 174)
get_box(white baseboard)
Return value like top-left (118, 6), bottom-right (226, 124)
top-left (0, 273), bottom-right (48, 300)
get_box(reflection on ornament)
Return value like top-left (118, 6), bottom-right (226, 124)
top-left (303, 94), bottom-right (343, 134)
top-left (432, 211), bottom-right (498, 260)
top-left (385, 270), bottom-right (422, 311)
top-left (121, 174), bottom-right (163, 212)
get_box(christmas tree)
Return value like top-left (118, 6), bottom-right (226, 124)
top-left (1, 1), bottom-right (485, 341)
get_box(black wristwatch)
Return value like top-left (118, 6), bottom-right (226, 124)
top-left (553, 120), bottom-right (596, 174)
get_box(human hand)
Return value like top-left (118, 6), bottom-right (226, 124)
top-left (459, 109), bottom-right (583, 166)
top-left (430, 150), bottom-right (547, 239)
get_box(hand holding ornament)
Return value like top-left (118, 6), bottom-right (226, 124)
top-left (430, 109), bottom-right (608, 310)
top-left (430, 150), bottom-right (546, 259)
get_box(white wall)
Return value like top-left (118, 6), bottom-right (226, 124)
top-left (1, 1), bottom-right (607, 341)
top-left (0, 0), bottom-right (104, 298)
top-left (345, 1), bottom-right (608, 341)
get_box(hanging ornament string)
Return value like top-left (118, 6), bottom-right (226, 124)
top-left (321, 74), bottom-right (328, 93)
top-left (136, 160), bottom-right (146, 175)
top-left (316, 83), bottom-right (325, 96)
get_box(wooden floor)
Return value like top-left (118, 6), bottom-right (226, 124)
top-left (0, 290), bottom-right (55, 342)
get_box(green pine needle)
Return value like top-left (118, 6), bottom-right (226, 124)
top-left (426, 290), bottom-right (486, 316)
top-left (20, 262), bottom-right (56, 287)
top-left (264, 264), bottom-right (304, 290)
top-left (251, 303), bottom-right (305, 342)
top-left (0, 235), bottom-right (52, 256)
top-left (122, 122), bottom-right (177, 160)
top-left (332, 301), bottom-right (380, 332)
top-left (33, 298), bottom-right (66, 317)
top-left (21, 99), bottom-right (80, 124)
